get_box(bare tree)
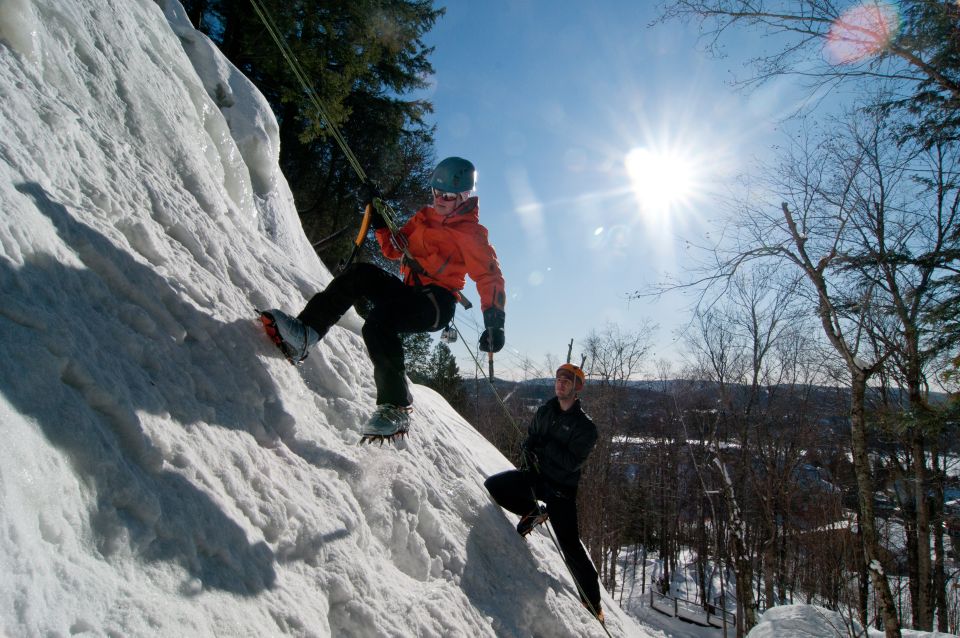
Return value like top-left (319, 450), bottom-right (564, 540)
top-left (652, 110), bottom-right (914, 633)
top-left (813, 109), bottom-right (960, 630)
top-left (583, 321), bottom-right (657, 388)
top-left (658, 0), bottom-right (960, 127)
top-left (680, 266), bottom-right (831, 635)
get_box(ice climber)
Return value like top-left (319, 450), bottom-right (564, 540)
top-left (260, 157), bottom-right (506, 441)
top-left (483, 363), bottom-right (604, 624)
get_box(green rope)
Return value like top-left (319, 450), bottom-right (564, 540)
top-left (247, 0), bottom-right (414, 257)
top-left (453, 322), bottom-right (522, 435)
top-left (540, 520), bottom-right (612, 636)
top-left (247, 0), bottom-right (407, 218)
top-left (247, 0), bottom-right (366, 182)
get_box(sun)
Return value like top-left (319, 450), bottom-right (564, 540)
top-left (625, 146), bottom-right (697, 216)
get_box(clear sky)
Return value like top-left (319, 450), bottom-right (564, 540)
top-left (419, 0), bottom-right (807, 380)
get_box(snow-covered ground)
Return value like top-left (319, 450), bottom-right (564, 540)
top-left (0, 0), bottom-right (648, 635)
top-left (614, 549), bottom-right (955, 638)
top-left (0, 1), bottom-right (950, 636)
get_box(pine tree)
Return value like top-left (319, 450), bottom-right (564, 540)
top-left (423, 342), bottom-right (467, 414)
top-left (402, 332), bottom-right (433, 384)
top-left (181, 0), bottom-right (442, 266)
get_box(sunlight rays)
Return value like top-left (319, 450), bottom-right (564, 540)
top-left (625, 146), bottom-right (698, 218)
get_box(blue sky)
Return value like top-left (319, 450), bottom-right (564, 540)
top-left (419, 1), bottom-right (807, 379)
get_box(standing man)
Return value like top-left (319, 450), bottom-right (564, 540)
top-left (483, 363), bottom-right (603, 623)
top-left (260, 157), bottom-right (506, 441)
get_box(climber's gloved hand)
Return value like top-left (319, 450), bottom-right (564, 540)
top-left (479, 307), bottom-right (505, 353)
top-left (361, 181), bottom-right (388, 230)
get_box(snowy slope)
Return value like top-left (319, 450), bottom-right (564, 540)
top-left (0, 1), bottom-right (652, 636)
top-left (747, 605), bottom-right (951, 638)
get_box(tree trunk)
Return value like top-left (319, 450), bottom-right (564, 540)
top-left (858, 516), bottom-right (869, 629)
top-left (932, 446), bottom-right (948, 632)
top-left (641, 539), bottom-right (647, 596)
top-left (608, 529), bottom-right (618, 594)
top-left (184, 0), bottom-right (208, 29)
top-left (904, 514), bottom-right (920, 627)
top-left (218, 0), bottom-right (245, 64)
top-left (714, 458), bottom-right (757, 633)
top-left (697, 498), bottom-right (709, 605)
top-left (911, 432), bottom-right (933, 630)
top-left (850, 372), bottom-right (901, 637)
top-left (777, 523), bottom-right (788, 606)
top-left (779, 202), bottom-right (900, 635)
top-left (763, 534), bottom-right (776, 608)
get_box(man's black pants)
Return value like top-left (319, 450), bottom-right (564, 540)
top-left (484, 469), bottom-right (601, 609)
top-left (297, 263), bottom-right (455, 406)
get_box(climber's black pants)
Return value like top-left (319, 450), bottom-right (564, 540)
top-left (298, 263), bottom-right (455, 406)
top-left (484, 469), bottom-right (601, 609)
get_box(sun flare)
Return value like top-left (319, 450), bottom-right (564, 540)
top-left (625, 147), bottom-right (697, 216)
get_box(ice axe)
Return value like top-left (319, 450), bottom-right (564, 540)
top-left (338, 202), bottom-right (373, 274)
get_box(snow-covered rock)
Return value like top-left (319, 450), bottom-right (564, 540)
top-left (747, 604), bottom-right (952, 638)
top-left (0, 1), bottom-right (651, 636)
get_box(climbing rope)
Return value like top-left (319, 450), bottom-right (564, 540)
top-left (247, 0), bottom-right (408, 242)
top-left (247, 0), bottom-right (367, 182)
top-left (453, 322), bottom-right (521, 434)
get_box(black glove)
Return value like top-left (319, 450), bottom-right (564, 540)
top-left (369, 208), bottom-right (387, 230)
top-left (479, 307), bottom-right (505, 353)
top-left (361, 181), bottom-right (387, 230)
top-left (360, 180), bottom-right (381, 207)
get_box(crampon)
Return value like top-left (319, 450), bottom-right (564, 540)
top-left (358, 405), bottom-right (412, 446)
top-left (357, 428), bottom-right (409, 446)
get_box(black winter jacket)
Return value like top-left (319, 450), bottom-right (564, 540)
top-left (524, 397), bottom-right (597, 489)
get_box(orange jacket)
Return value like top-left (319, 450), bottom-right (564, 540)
top-left (376, 197), bottom-right (506, 312)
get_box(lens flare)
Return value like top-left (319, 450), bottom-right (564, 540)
top-left (824, 2), bottom-right (900, 65)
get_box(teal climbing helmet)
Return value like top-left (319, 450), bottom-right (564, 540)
top-left (430, 157), bottom-right (476, 193)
